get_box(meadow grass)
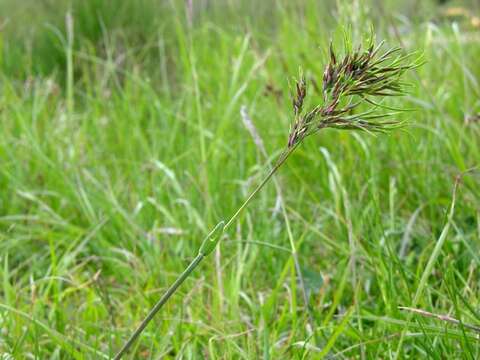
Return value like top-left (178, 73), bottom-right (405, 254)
top-left (1, 0), bottom-right (480, 358)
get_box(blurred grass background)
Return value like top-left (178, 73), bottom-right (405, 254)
top-left (1, 0), bottom-right (480, 358)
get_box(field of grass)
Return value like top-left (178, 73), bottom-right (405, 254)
top-left (1, 0), bottom-right (480, 358)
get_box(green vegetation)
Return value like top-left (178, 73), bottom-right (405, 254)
top-left (1, 0), bottom-right (480, 358)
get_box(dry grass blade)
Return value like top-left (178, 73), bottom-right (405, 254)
top-left (398, 306), bottom-right (480, 333)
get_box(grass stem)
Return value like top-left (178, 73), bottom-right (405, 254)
top-left (113, 253), bottom-right (205, 360)
top-left (114, 145), bottom-right (297, 358)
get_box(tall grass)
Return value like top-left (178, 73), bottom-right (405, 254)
top-left (113, 37), bottom-right (420, 357)
top-left (1, 0), bottom-right (480, 358)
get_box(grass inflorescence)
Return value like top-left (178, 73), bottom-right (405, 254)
top-left (288, 41), bottom-right (418, 148)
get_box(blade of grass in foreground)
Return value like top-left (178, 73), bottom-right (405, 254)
top-left (0, 303), bottom-right (109, 359)
top-left (318, 307), bottom-right (354, 358)
top-left (394, 176), bottom-right (459, 358)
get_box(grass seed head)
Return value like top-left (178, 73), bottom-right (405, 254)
top-left (288, 40), bottom-right (418, 148)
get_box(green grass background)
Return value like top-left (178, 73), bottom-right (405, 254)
top-left (1, 0), bottom-right (480, 358)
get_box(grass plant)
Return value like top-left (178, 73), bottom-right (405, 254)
top-left (114, 39), bottom-right (418, 358)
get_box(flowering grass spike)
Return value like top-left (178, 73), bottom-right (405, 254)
top-left (288, 41), bottom-right (417, 148)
